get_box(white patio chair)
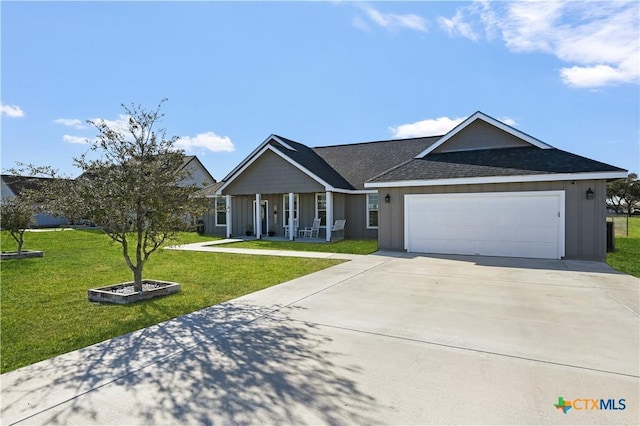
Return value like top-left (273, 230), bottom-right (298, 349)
top-left (300, 217), bottom-right (322, 238)
top-left (330, 219), bottom-right (346, 240)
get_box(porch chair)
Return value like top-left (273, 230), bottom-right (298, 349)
top-left (300, 217), bottom-right (322, 238)
top-left (284, 218), bottom-right (298, 238)
top-left (330, 219), bottom-right (346, 240)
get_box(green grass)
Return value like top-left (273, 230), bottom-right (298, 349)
top-left (0, 229), bottom-right (344, 373)
top-left (217, 238), bottom-right (378, 255)
top-left (606, 216), bottom-right (640, 278)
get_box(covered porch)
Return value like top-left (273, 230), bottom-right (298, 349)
top-left (211, 191), bottom-right (346, 242)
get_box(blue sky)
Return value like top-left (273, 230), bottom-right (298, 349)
top-left (2, 1), bottom-right (639, 180)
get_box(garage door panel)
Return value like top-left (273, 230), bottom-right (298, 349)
top-left (405, 191), bottom-right (564, 259)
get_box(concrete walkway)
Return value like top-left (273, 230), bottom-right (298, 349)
top-left (1, 251), bottom-right (638, 425)
top-left (165, 239), bottom-right (365, 260)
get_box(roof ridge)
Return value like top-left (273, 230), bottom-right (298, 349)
top-left (365, 157), bottom-right (417, 183)
top-left (313, 135), bottom-right (443, 150)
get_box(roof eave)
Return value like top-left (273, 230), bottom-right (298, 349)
top-left (364, 170), bottom-right (629, 188)
top-left (416, 111), bottom-right (553, 158)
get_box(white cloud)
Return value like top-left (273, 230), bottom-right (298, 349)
top-left (438, 1), bottom-right (639, 88)
top-left (176, 132), bottom-right (235, 153)
top-left (90, 114), bottom-right (132, 133)
top-left (390, 116), bottom-right (465, 138)
top-left (391, 115), bottom-right (519, 138)
top-left (63, 134), bottom-right (90, 144)
top-left (438, 9), bottom-right (478, 41)
top-left (54, 118), bottom-right (86, 129)
top-left (1, 104), bottom-right (25, 118)
top-left (500, 116), bottom-right (517, 127)
top-left (356, 4), bottom-right (428, 33)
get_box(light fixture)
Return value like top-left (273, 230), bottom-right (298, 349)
top-left (384, 194), bottom-right (391, 203)
top-left (586, 188), bottom-right (594, 200)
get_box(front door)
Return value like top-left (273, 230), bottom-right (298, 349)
top-left (253, 200), bottom-right (269, 236)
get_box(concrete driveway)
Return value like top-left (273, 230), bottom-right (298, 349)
top-left (1, 252), bottom-right (638, 425)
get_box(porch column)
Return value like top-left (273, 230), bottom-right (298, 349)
top-left (326, 191), bottom-right (333, 242)
top-left (255, 193), bottom-right (262, 239)
top-left (288, 192), bottom-right (295, 241)
top-left (225, 194), bottom-right (232, 238)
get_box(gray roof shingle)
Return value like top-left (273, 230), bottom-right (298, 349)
top-left (312, 136), bottom-right (441, 190)
top-left (266, 135), bottom-right (441, 190)
top-left (368, 147), bottom-right (626, 183)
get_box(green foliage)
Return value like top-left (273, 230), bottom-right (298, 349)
top-left (0, 230), bottom-right (343, 373)
top-left (44, 100), bottom-right (209, 290)
top-left (607, 173), bottom-right (640, 216)
top-left (606, 216), bottom-right (640, 277)
top-left (220, 239), bottom-right (379, 255)
top-left (0, 196), bottom-right (35, 253)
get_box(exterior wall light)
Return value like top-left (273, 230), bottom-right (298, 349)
top-left (384, 194), bottom-right (391, 203)
top-left (586, 187), bottom-right (594, 200)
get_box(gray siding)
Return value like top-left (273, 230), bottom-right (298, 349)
top-left (343, 193), bottom-right (378, 239)
top-left (378, 180), bottom-right (607, 260)
top-left (224, 150), bottom-right (324, 195)
top-left (432, 120), bottom-right (531, 153)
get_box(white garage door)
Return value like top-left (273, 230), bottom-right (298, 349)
top-left (404, 191), bottom-right (565, 259)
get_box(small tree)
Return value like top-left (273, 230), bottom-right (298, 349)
top-left (0, 195), bottom-right (35, 253)
top-left (607, 173), bottom-right (640, 216)
top-left (51, 100), bottom-right (208, 291)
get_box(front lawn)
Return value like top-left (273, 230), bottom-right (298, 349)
top-left (218, 238), bottom-right (378, 255)
top-left (606, 216), bottom-right (640, 278)
top-left (0, 229), bottom-right (343, 373)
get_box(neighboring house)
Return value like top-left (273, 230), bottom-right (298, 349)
top-left (77, 155), bottom-right (215, 189)
top-left (1, 175), bottom-right (70, 227)
top-left (179, 155), bottom-right (216, 188)
top-left (199, 111), bottom-right (626, 260)
top-left (2, 155), bottom-right (215, 228)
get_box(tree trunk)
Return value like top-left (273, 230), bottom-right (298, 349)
top-left (17, 235), bottom-right (24, 254)
top-left (133, 266), bottom-right (143, 292)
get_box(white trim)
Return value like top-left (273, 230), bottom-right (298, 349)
top-left (268, 147), bottom-right (334, 190)
top-left (221, 135), bottom-right (278, 183)
top-left (416, 111), bottom-right (552, 158)
top-left (217, 144), bottom-right (336, 195)
top-left (214, 196), bottom-right (227, 227)
top-left (315, 192), bottom-right (327, 229)
top-left (404, 190), bottom-right (566, 259)
top-left (326, 191), bottom-right (333, 242)
top-left (365, 171), bottom-right (628, 189)
top-left (252, 198), bottom-right (268, 237)
top-left (366, 193), bottom-right (379, 230)
top-left (283, 193), bottom-right (299, 228)
top-left (225, 194), bottom-right (232, 238)
top-left (288, 193), bottom-right (295, 241)
top-left (270, 135), bottom-right (297, 151)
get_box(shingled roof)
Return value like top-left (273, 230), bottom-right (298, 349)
top-left (367, 147), bottom-right (627, 183)
top-left (212, 111), bottom-right (626, 195)
top-left (262, 135), bottom-right (440, 190)
top-left (312, 136), bottom-right (441, 190)
top-left (1, 175), bottom-right (65, 197)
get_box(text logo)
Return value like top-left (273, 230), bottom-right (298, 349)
top-left (554, 396), bottom-right (626, 414)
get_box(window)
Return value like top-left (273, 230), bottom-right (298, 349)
top-left (215, 197), bottom-right (227, 226)
top-left (283, 194), bottom-right (299, 227)
top-left (315, 193), bottom-right (327, 226)
top-left (367, 193), bottom-right (379, 229)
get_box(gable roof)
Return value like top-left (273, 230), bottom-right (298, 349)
top-left (216, 111), bottom-right (627, 194)
top-left (217, 134), bottom-right (440, 194)
top-left (416, 111), bottom-right (552, 157)
top-left (366, 147), bottom-right (627, 187)
top-left (179, 155), bottom-right (217, 185)
top-left (1, 174), bottom-right (64, 197)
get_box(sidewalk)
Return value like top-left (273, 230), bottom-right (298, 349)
top-left (165, 239), bottom-right (365, 260)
